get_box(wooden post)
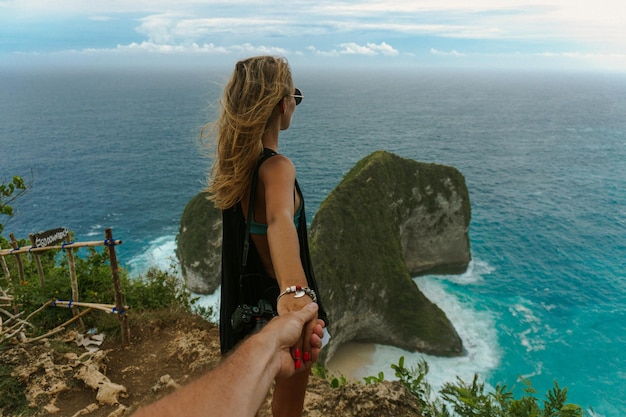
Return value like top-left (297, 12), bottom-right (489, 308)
top-left (0, 256), bottom-right (9, 280)
top-left (8, 234), bottom-right (25, 285)
top-left (0, 240), bottom-right (10, 280)
top-left (0, 254), bottom-right (11, 312)
top-left (64, 235), bottom-right (83, 327)
top-left (65, 235), bottom-right (79, 304)
top-left (29, 234), bottom-right (46, 286)
top-left (105, 228), bottom-right (129, 345)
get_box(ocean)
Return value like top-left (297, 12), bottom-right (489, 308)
top-left (1, 66), bottom-right (625, 416)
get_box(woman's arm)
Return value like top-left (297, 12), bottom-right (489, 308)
top-left (260, 155), bottom-right (318, 360)
top-left (260, 155), bottom-right (310, 295)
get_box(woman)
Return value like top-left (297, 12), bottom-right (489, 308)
top-left (205, 56), bottom-right (328, 417)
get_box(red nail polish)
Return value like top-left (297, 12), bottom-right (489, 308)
top-left (295, 359), bottom-right (302, 369)
top-left (294, 348), bottom-right (301, 359)
top-left (303, 352), bottom-right (311, 362)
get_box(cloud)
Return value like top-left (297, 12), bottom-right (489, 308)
top-left (61, 41), bottom-right (289, 57)
top-left (308, 42), bottom-right (399, 57)
top-left (110, 40), bottom-right (395, 59)
top-left (338, 42), bottom-right (399, 56)
top-left (2, 0), bottom-right (626, 71)
top-left (430, 48), bottom-right (466, 57)
top-left (306, 45), bottom-right (338, 57)
top-left (135, 13), bottom-right (305, 45)
top-left (117, 42), bottom-right (227, 54)
top-left (228, 43), bottom-right (289, 56)
top-left (88, 16), bottom-right (116, 22)
top-left (4, 0), bottom-right (626, 41)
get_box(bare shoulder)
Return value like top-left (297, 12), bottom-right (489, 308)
top-left (259, 154), bottom-right (296, 181)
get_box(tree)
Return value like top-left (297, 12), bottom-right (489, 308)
top-left (0, 175), bottom-right (28, 236)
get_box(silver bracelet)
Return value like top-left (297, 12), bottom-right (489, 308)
top-left (277, 285), bottom-right (317, 303)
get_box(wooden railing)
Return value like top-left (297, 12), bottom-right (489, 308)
top-left (0, 228), bottom-right (130, 345)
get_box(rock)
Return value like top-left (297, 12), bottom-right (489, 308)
top-left (309, 150), bottom-right (468, 361)
top-left (96, 382), bottom-right (127, 406)
top-left (151, 374), bottom-right (181, 393)
top-left (2, 311), bottom-right (430, 416)
top-left (176, 192), bottom-right (222, 294)
top-left (166, 328), bottom-right (221, 373)
top-left (10, 350), bottom-right (70, 408)
top-left (75, 350), bottom-right (127, 406)
top-left (107, 404), bottom-right (128, 417)
top-left (70, 403), bottom-right (100, 417)
top-left (303, 379), bottom-right (422, 417)
top-left (44, 403), bottom-right (61, 413)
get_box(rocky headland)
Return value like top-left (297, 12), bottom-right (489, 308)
top-left (176, 191), bottom-right (221, 294)
top-left (309, 150), bottom-right (470, 362)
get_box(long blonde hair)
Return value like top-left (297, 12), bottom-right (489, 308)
top-left (204, 56), bottom-right (294, 209)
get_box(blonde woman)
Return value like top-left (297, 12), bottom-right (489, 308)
top-left (205, 56), bottom-right (328, 416)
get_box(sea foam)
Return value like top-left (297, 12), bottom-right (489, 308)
top-left (127, 235), bottom-right (179, 276)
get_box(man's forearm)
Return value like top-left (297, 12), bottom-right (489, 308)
top-left (132, 332), bottom-right (279, 417)
top-left (212, 331), bottom-right (280, 416)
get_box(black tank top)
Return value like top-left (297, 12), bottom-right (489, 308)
top-left (219, 149), bottom-right (329, 353)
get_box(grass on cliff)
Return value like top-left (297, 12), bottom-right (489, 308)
top-left (1, 238), bottom-right (587, 417)
top-left (314, 356), bottom-right (587, 417)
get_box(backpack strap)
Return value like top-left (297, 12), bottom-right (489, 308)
top-left (241, 148), bottom-right (278, 271)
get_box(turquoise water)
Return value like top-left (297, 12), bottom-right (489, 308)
top-left (1, 67), bottom-right (625, 415)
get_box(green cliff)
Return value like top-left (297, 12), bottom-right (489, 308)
top-left (309, 150), bottom-right (469, 360)
top-left (176, 192), bottom-right (222, 294)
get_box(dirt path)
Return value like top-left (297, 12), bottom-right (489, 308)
top-left (2, 313), bottom-right (422, 417)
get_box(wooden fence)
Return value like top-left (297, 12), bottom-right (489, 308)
top-left (0, 228), bottom-right (130, 345)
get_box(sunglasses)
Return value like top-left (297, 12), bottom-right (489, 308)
top-left (292, 88), bottom-right (303, 105)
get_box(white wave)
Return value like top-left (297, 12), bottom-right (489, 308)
top-left (86, 224), bottom-right (104, 237)
top-left (519, 361), bottom-right (543, 380)
top-left (327, 272), bottom-right (501, 395)
top-left (510, 303), bottom-right (541, 325)
top-left (127, 235), bottom-right (180, 276)
top-left (509, 300), bottom-right (550, 352)
top-left (437, 258), bottom-right (495, 285)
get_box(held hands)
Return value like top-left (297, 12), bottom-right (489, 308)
top-left (277, 285), bottom-right (320, 369)
top-left (276, 287), bottom-right (321, 370)
top-left (267, 302), bottom-right (324, 379)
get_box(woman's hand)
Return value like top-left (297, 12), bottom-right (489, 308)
top-left (276, 294), bottom-right (323, 372)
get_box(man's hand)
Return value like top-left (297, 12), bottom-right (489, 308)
top-left (261, 303), bottom-right (325, 379)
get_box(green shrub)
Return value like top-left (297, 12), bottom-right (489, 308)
top-left (124, 266), bottom-right (191, 311)
top-left (1, 240), bottom-right (205, 345)
top-left (388, 356), bottom-right (586, 417)
top-left (1, 175), bottom-right (28, 236)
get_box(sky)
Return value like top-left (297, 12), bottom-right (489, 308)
top-left (1, 0), bottom-right (626, 72)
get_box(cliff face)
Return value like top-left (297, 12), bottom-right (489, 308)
top-left (309, 150), bottom-right (470, 361)
top-left (176, 150), bottom-right (470, 360)
top-left (176, 192), bottom-right (222, 294)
